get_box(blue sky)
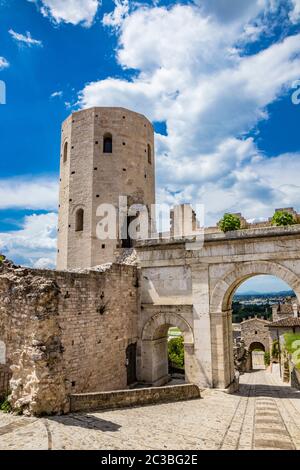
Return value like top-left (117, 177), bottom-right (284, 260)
top-left (0, 0), bottom-right (300, 292)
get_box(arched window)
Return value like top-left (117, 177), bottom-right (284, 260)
top-left (75, 208), bottom-right (84, 232)
top-left (103, 134), bottom-right (112, 153)
top-left (63, 141), bottom-right (68, 163)
top-left (147, 144), bottom-right (152, 164)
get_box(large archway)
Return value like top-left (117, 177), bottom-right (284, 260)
top-left (210, 261), bottom-right (300, 389)
top-left (140, 312), bottom-right (194, 386)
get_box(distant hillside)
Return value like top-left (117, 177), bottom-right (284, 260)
top-left (234, 290), bottom-right (294, 299)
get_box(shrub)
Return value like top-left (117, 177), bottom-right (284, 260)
top-left (218, 214), bottom-right (241, 233)
top-left (0, 397), bottom-right (12, 413)
top-left (284, 333), bottom-right (300, 370)
top-left (271, 211), bottom-right (296, 227)
top-left (272, 340), bottom-right (280, 361)
top-left (168, 336), bottom-right (184, 370)
top-left (264, 351), bottom-right (270, 366)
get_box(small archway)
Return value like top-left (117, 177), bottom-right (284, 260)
top-left (103, 133), bottom-right (112, 153)
top-left (248, 342), bottom-right (266, 370)
top-left (141, 312), bottom-right (194, 387)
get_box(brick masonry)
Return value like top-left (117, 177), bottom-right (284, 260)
top-left (0, 257), bottom-right (138, 415)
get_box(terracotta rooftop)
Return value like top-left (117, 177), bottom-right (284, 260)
top-left (267, 317), bottom-right (300, 328)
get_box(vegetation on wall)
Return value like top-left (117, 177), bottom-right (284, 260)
top-left (264, 351), bottom-right (271, 366)
top-left (272, 340), bottom-right (280, 361)
top-left (168, 336), bottom-right (184, 370)
top-left (218, 213), bottom-right (241, 233)
top-left (272, 211), bottom-right (296, 227)
top-left (284, 333), bottom-right (300, 370)
top-left (0, 396), bottom-right (12, 413)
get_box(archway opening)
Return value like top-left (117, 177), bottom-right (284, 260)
top-left (141, 313), bottom-right (194, 387)
top-left (232, 274), bottom-right (298, 374)
top-left (168, 327), bottom-right (185, 384)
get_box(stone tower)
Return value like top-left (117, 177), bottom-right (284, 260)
top-left (56, 107), bottom-right (155, 270)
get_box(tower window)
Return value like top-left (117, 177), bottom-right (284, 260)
top-left (147, 144), bottom-right (152, 164)
top-left (75, 208), bottom-right (84, 232)
top-left (63, 141), bottom-right (68, 163)
top-left (103, 133), bottom-right (112, 153)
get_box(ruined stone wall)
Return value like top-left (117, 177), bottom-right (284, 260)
top-left (0, 257), bottom-right (138, 415)
top-left (0, 258), bottom-right (67, 415)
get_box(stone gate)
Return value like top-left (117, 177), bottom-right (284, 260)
top-left (136, 224), bottom-right (300, 390)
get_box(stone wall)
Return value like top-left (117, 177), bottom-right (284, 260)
top-left (0, 257), bottom-right (138, 415)
top-left (70, 383), bottom-right (201, 412)
top-left (240, 318), bottom-right (271, 353)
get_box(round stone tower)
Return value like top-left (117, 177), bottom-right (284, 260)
top-left (56, 107), bottom-right (155, 270)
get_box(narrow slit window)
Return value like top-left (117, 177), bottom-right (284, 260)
top-left (75, 208), bottom-right (84, 232)
top-left (147, 144), bottom-right (152, 164)
top-left (63, 141), bottom-right (68, 163)
top-left (103, 134), bottom-right (112, 153)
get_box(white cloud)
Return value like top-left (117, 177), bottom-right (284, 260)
top-left (0, 212), bottom-right (57, 268)
top-left (0, 176), bottom-right (58, 210)
top-left (50, 90), bottom-right (63, 99)
top-left (33, 0), bottom-right (101, 26)
top-left (0, 57), bottom-right (9, 69)
top-left (102, 0), bottom-right (129, 28)
top-left (78, 3), bottom-right (300, 225)
top-left (290, 0), bottom-right (300, 23)
top-left (8, 29), bottom-right (43, 47)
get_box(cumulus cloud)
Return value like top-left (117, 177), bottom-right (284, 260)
top-left (102, 0), bottom-right (129, 28)
top-left (0, 176), bottom-right (58, 210)
top-left (0, 57), bottom-right (9, 69)
top-left (290, 0), bottom-right (300, 23)
top-left (31, 0), bottom-right (101, 26)
top-left (78, 3), bottom-right (300, 224)
top-left (0, 212), bottom-right (58, 268)
top-left (8, 29), bottom-right (43, 46)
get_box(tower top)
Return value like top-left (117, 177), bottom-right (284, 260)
top-left (62, 106), bottom-right (154, 130)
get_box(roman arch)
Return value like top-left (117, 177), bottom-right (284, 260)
top-left (137, 225), bottom-right (300, 390)
top-left (140, 309), bottom-right (195, 386)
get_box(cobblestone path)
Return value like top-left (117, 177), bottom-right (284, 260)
top-left (0, 370), bottom-right (300, 450)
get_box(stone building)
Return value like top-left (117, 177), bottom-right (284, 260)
top-left (2, 106), bottom-right (300, 415)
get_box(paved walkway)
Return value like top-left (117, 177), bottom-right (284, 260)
top-left (1, 370), bottom-right (300, 450)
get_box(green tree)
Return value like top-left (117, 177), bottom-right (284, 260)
top-left (218, 214), bottom-right (241, 233)
top-left (168, 336), bottom-right (184, 369)
top-left (271, 211), bottom-right (296, 227)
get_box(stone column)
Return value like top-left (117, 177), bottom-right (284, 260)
top-left (210, 310), bottom-right (234, 388)
top-left (140, 337), bottom-right (169, 386)
top-left (191, 264), bottom-right (213, 387)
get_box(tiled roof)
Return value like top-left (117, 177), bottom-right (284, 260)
top-left (267, 317), bottom-right (300, 328)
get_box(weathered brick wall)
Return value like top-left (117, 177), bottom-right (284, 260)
top-left (39, 263), bottom-right (139, 395)
top-left (0, 257), bottom-right (139, 415)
